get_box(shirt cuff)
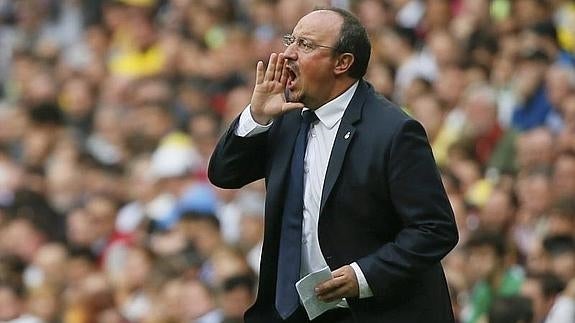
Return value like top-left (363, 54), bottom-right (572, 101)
top-left (350, 262), bottom-right (374, 299)
top-left (235, 105), bottom-right (273, 137)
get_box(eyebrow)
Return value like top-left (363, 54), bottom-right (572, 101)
top-left (293, 34), bottom-right (312, 40)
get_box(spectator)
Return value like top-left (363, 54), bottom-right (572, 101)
top-left (543, 64), bottom-right (575, 133)
top-left (0, 216), bottom-right (48, 264)
top-left (514, 168), bottom-right (554, 255)
top-left (551, 150), bottom-right (575, 200)
top-left (546, 198), bottom-right (575, 238)
top-left (511, 49), bottom-right (554, 132)
top-left (112, 245), bottom-right (154, 322)
top-left (542, 235), bottom-right (575, 284)
top-left (521, 271), bottom-right (570, 323)
top-left (380, 25), bottom-right (436, 104)
top-left (219, 274), bottom-right (257, 323)
top-left (410, 92), bottom-right (457, 167)
top-left (521, 20), bottom-right (575, 66)
top-left (478, 187), bottom-right (517, 235)
top-left (459, 84), bottom-right (516, 171)
top-left (463, 230), bottom-right (524, 323)
top-left (0, 280), bottom-right (42, 323)
top-left (178, 278), bottom-right (223, 323)
top-left (515, 127), bottom-right (555, 174)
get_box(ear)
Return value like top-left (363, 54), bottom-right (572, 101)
top-left (333, 53), bottom-right (354, 76)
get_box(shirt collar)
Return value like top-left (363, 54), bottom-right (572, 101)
top-left (304, 81), bottom-right (359, 129)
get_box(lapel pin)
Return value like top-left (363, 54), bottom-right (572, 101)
top-left (344, 131), bottom-right (351, 140)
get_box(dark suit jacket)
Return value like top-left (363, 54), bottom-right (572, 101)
top-left (208, 80), bottom-right (459, 322)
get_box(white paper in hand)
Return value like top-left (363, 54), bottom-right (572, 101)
top-left (295, 266), bottom-right (341, 320)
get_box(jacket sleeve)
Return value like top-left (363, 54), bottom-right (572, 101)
top-left (356, 118), bottom-right (459, 297)
top-left (208, 117), bottom-right (268, 189)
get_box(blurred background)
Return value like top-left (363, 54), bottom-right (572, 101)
top-left (0, 0), bottom-right (574, 322)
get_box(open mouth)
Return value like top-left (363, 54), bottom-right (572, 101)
top-left (286, 65), bottom-right (298, 90)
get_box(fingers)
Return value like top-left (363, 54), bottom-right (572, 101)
top-left (264, 53), bottom-right (277, 82)
top-left (280, 60), bottom-right (288, 86)
top-left (251, 53), bottom-right (291, 118)
top-left (315, 276), bottom-right (349, 302)
top-left (316, 275), bottom-right (345, 294)
top-left (318, 286), bottom-right (348, 302)
top-left (255, 60), bottom-right (264, 84)
top-left (314, 266), bottom-right (359, 302)
top-left (274, 53), bottom-right (285, 82)
top-left (262, 53), bottom-right (286, 83)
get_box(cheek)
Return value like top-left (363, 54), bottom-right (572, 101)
top-left (300, 58), bottom-right (333, 84)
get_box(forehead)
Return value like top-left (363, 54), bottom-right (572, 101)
top-left (292, 10), bottom-right (342, 39)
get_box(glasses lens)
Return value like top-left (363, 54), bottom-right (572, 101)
top-left (283, 34), bottom-right (293, 47)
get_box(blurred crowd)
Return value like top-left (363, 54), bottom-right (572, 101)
top-left (0, 0), bottom-right (574, 322)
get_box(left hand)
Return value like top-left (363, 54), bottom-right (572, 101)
top-left (315, 265), bottom-right (359, 302)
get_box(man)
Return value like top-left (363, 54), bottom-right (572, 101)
top-left (463, 231), bottom-right (524, 323)
top-left (209, 7), bottom-right (458, 323)
top-left (219, 274), bottom-right (257, 322)
top-left (521, 271), bottom-right (573, 323)
top-left (0, 280), bottom-right (43, 323)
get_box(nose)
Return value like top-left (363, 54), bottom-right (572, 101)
top-left (283, 43), bottom-right (297, 60)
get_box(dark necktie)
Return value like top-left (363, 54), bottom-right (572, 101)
top-left (275, 110), bottom-right (318, 319)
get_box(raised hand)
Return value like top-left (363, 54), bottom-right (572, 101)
top-left (250, 53), bottom-right (304, 125)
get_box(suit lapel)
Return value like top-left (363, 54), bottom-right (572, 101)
top-left (320, 80), bottom-right (369, 214)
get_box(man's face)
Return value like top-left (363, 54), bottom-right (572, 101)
top-left (526, 241), bottom-right (550, 274)
top-left (467, 245), bottom-right (499, 283)
top-left (481, 190), bottom-right (513, 231)
top-left (221, 287), bottom-right (254, 318)
top-left (553, 155), bottom-right (575, 197)
top-left (283, 10), bottom-right (342, 108)
top-left (551, 253), bottom-right (575, 283)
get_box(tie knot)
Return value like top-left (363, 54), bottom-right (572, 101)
top-left (302, 110), bottom-right (318, 125)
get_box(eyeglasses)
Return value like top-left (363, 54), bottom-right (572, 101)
top-left (282, 34), bottom-right (335, 53)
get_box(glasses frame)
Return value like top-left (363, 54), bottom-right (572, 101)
top-left (282, 34), bottom-right (336, 53)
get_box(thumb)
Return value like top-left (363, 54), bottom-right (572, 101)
top-left (282, 102), bottom-right (305, 112)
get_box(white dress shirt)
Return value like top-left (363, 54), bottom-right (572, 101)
top-left (235, 81), bottom-right (373, 299)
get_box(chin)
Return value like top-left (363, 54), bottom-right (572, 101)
top-left (286, 89), bottom-right (303, 103)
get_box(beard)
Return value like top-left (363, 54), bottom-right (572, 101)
top-left (285, 87), bottom-right (305, 104)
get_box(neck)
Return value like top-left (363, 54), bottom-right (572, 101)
top-left (306, 77), bottom-right (358, 109)
top-left (324, 78), bottom-right (357, 104)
